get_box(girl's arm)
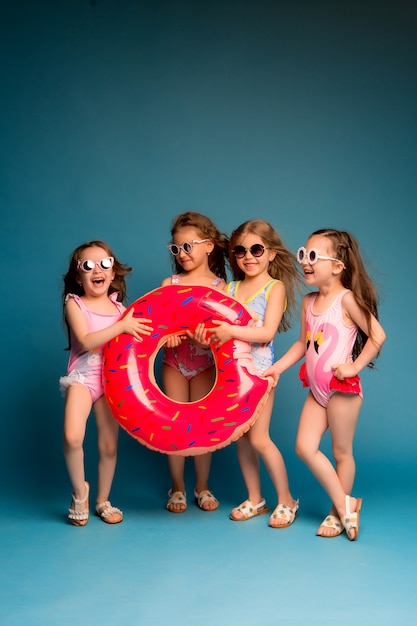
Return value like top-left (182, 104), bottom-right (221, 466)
top-left (331, 291), bottom-right (386, 380)
top-left (262, 295), bottom-right (309, 385)
top-left (159, 277), bottom-right (185, 347)
top-left (65, 298), bottom-right (153, 352)
top-left (207, 281), bottom-right (286, 345)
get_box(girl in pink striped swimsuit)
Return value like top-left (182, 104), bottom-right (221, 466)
top-left (60, 240), bottom-right (153, 526)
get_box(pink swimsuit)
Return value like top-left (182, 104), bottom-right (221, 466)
top-left (299, 290), bottom-right (362, 408)
top-left (162, 275), bottom-right (225, 381)
top-left (59, 293), bottom-right (125, 403)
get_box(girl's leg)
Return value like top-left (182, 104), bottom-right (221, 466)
top-left (328, 393), bottom-right (361, 494)
top-left (63, 383), bottom-right (92, 500)
top-left (94, 395), bottom-right (123, 524)
top-left (326, 393), bottom-right (362, 538)
top-left (94, 394), bottom-right (119, 505)
top-left (193, 453), bottom-right (212, 494)
top-left (229, 434), bottom-right (262, 519)
top-left (247, 391), bottom-right (297, 526)
top-left (190, 367), bottom-right (218, 510)
top-left (166, 457), bottom-right (187, 512)
top-left (162, 364), bottom-right (190, 511)
top-left (296, 392), bottom-right (361, 538)
top-left (231, 395), bottom-right (276, 518)
top-left (296, 394), bottom-right (336, 535)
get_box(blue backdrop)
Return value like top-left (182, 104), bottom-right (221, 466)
top-left (1, 0), bottom-right (415, 504)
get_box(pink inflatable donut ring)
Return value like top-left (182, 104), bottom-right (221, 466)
top-left (103, 285), bottom-right (273, 456)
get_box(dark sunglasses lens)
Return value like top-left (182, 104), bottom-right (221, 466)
top-left (182, 242), bottom-right (193, 253)
top-left (233, 246), bottom-right (246, 258)
top-left (169, 245), bottom-right (180, 255)
top-left (251, 244), bottom-right (264, 257)
top-left (309, 250), bottom-right (317, 263)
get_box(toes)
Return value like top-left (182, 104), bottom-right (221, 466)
top-left (270, 519), bottom-right (287, 528)
top-left (319, 529), bottom-right (338, 537)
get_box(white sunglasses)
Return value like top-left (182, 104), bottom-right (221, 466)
top-left (297, 247), bottom-right (340, 265)
top-left (167, 239), bottom-right (209, 256)
top-left (77, 256), bottom-right (114, 272)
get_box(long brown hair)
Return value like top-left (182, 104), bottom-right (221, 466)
top-left (169, 211), bottom-right (229, 281)
top-left (229, 219), bottom-right (301, 332)
top-left (311, 228), bottom-right (380, 364)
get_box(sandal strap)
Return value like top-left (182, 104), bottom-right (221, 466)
top-left (167, 489), bottom-right (187, 503)
top-left (194, 489), bottom-right (219, 511)
top-left (269, 499), bottom-right (299, 523)
top-left (68, 508), bottom-right (89, 521)
top-left (244, 498), bottom-right (266, 511)
top-left (233, 498), bottom-right (267, 516)
top-left (343, 495), bottom-right (357, 528)
top-left (320, 514), bottom-right (343, 530)
top-left (194, 489), bottom-right (218, 506)
top-left (341, 495), bottom-right (363, 540)
top-left (68, 482), bottom-right (89, 520)
top-left (70, 482), bottom-right (89, 507)
top-left (95, 501), bottom-right (123, 518)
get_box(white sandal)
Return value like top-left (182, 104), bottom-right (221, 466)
top-left (68, 481), bottom-right (90, 526)
top-left (316, 514), bottom-right (343, 537)
top-left (269, 500), bottom-right (299, 528)
top-left (194, 489), bottom-right (219, 511)
top-left (230, 498), bottom-right (270, 521)
top-left (342, 495), bottom-right (363, 541)
top-left (95, 501), bottom-right (123, 524)
top-left (166, 489), bottom-right (187, 513)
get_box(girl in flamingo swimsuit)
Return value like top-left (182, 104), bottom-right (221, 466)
top-left (264, 229), bottom-right (386, 541)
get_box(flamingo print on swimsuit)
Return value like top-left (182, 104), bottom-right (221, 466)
top-left (302, 322), bottom-right (337, 388)
top-left (299, 321), bottom-right (362, 407)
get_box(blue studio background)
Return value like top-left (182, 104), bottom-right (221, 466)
top-left (1, 1), bottom-right (416, 624)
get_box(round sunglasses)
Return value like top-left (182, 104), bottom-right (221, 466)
top-left (77, 256), bottom-right (114, 272)
top-left (232, 243), bottom-right (267, 259)
top-left (297, 247), bottom-right (339, 265)
top-left (167, 239), bottom-right (209, 256)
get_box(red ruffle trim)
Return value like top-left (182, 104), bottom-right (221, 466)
top-left (299, 362), bottom-right (309, 388)
top-left (299, 363), bottom-right (361, 395)
top-left (329, 375), bottom-right (361, 395)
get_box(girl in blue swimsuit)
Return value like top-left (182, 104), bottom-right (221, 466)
top-left (208, 219), bottom-right (301, 528)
